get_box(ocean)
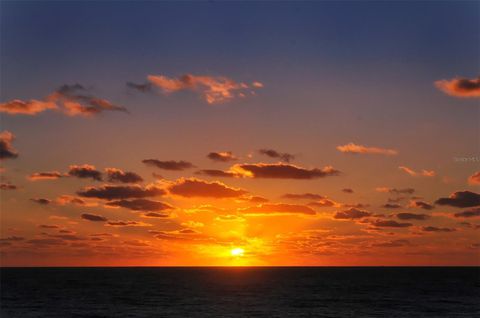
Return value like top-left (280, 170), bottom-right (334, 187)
top-left (1, 267), bottom-right (479, 317)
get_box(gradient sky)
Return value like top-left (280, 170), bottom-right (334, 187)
top-left (0, 1), bottom-right (479, 266)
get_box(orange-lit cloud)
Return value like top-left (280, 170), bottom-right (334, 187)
top-left (337, 143), bottom-right (398, 156)
top-left (408, 200), bottom-right (435, 210)
top-left (68, 164), bottom-right (103, 181)
top-left (435, 76), bottom-right (480, 98)
top-left (468, 171), bottom-right (480, 185)
top-left (106, 220), bottom-right (152, 227)
top-left (399, 166), bottom-right (435, 177)
top-left (282, 193), bottom-right (325, 200)
top-left (28, 171), bottom-right (64, 181)
top-left (133, 74), bottom-right (263, 104)
top-left (168, 178), bottom-right (247, 198)
top-left (0, 131), bottom-right (18, 160)
top-left (195, 169), bottom-right (239, 178)
top-left (0, 84), bottom-right (127, 116)
top-left (105, 199), bottom-right (173, 212)
top-left (0, 183), bottom-right (17, 190)
top-left (207, 151), bottom-right (237, 162)
top-left (231, 163), bottom-right (340, 179)
top-left (105, 168), bottom-right (143, 184)
top-left (239, 203), bottom-right (316, 215)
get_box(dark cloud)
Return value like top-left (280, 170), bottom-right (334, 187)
top-left (454, 207), bottom-right (480, 218)
top-left (105, 168), bottom-right (143, 183)
top-left (376, 187), bottom-right (415, 195)
top-left (282, 193), bottom-right (325, 200)
top-left (372, 239), bottom-right (411, 248)
top-left (0, 183), bottom-right (17, 190)
top-left (168, 178), bottom-right (247, 198)
top-left (342, 188), bottom-right (354, 194)
top-left (435, 191), bottom-right (480, 208)
top-left (258, 149), bottom-right (295, 162)
top-left (142, 212), bottom-right (170, 218)
top-left (77, 184), bottom-right (166, 200)
top-left (342, 203), bottom-right (370, 209)
top-left (195, 169), bottom-right (239, 178)
top-left (232, 163), bottom-right (340, 179)
top-left (382, 203), bottom-right (402, 209)
top-left (38, 224), bottom-right (59, 229)
top-left (106, 220), bottom-right (151, 227)
top-left (334, 208), bottom-right (372, 220)
top-left (68, 164), bottom-right (102, 181)
top-left (409, 200), bottom-right (435, 210)
top-left (142, 159), bottom-right (195, 171)
top-left (28, 171), bottom-right (63, 181)
top-left (81, 213), bottom-right (108, 222)
top-left (0, 131), bottom-right (18, 160)
top-left (105, 199), bottom-right (173, 212)
top-left (30, 198), bottom-right (52, 205)
top-left (396, 213), bottom-right (430, 220)
top-left (435, 76), bottom-right (480, 98)
top-left (207, 151), bottom-right (237, 162)
top-left (240, 203), bottom-right (316, 215)
top-left (126, 81), bottom-right (154, 93)
top-left (421, 226), bottom-right (456, 233)
top-left (0, 236), bottom-right (24, 242)
top-left (371, 220), bottom-right (412, 228)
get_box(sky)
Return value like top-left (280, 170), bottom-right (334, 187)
top-left (0, 1), bottom-right (479, 266)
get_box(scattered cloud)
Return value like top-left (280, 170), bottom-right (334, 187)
top-left (454, 207), bottom-right (480, 218)
top-left (282, 193), bottom-right (325, 200)
top-left (142, 159), bottom-right (195, 171)
top-left (195, 169), bottom-right (239, 178)
top-left (434, 76), bottom-right (480, 98)
top-left (435, 191), bottom-right (480, 208)
top-left (77, 184), bottom-right (166, 200)
top-left (28, 171), bottom-right (63, 181)
top-left (371, 220), bottom-right (412, 228)
top-left (308, 199), bottom-right (340, 208)
top-left (421, 226), bottom-right (456, 233)
top-left (106, 220), bottom-right (152, 227)
top-left (409, 200), bottom-right (435, 210)
top-left (399, 166), bottom-right (435, 177)
top-left (30, 198), bottom-right (52, 205)
top-left (396, 213), bottom-right (430, 220)
top-left (342, 188), bottom-right (354, 194)
top-left (81, 213), bottom-right (108, 222)
top-left (372, 239), bottom-right (411, 248)
top-left (468, 172), bottom-right (480, 185)
top-left (207, 151), bottom-right (237, 162)
top-left (142, 74), bottom-right (263, 104)
top-left (382, 203), bottom-right (402, 209)
top-left (105, 168), bottom-right (143, 184)
top-left (105, 199), bottom-right (173, 212)
top-left (337, 143), bottom-right (398, 156)
top-left (333, 208), bottom-right (372, 220)
top-left (258, 149), bottom-right (295, 162)
top-left (376, 187), bottom-right (415, 195)
top-left (0, 183), bottom-right (17, 190)
top-left (231, 163), bottom-right (340, 179)
top-left (68, 164), bottom-right (103, 181)
top-left (168, 178), bottom-right (247, 198)
top-left (0, 131), bottom-right (18, 160)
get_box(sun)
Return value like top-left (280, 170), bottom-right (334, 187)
top-left (230, 247), bottom-right (245, 257)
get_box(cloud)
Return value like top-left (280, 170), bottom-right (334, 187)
top-left (68, 164), bottom-right (103, 181)
top-left (468, 172), bottom-right (480, 185)
top-left (282, 193), bottom-right (325, 200)
top-left (239, 203), bottom-right (316, 215)
top-left (258, 149), bottom-right (295, 162)
top-left (126, 81), bottom-right (153, 93)
top-left (30, 198), bottom-right (52, 205)
top-left (143, 74), bottom-right (263, 104)
top-left (308, 199), bottom-right (340, 208)
top-left (337, 143), bottom-right (398, 156)
top-left (342, 188), bottom-right (354, 194)
top-left (105, 168), bottom-right (143, 184)
top-left (207, 151), bottom-right (237, 162)
top-left (409, 200), bottom-right (435, 210)
top-left (56, 195), bottom-right (96, 207)
top-left (77, 184), bottom-right (166, 200)
top-left (142, 159), bottom-right (195, 171)
top-left (382, 203), bottom-right (402, 209)
top-left (371, 220), bottom-right (412, 228)
top-left (231, 163), bottom-right (340, 179)
top-left (398, 166), bottom-right (435, 177)
top-left (396, 213), bottom-right (430, 220)
top-left (142, 212), bottom-right (170, 218)
top-left (372, 239), bottom-right (411, 248)
top-left (333, 208), bottom-right (372, 220)
top-left (454, 207), bottom-right (480, 218)
top-left (0, 183), bottom-right (17, 190)
top-left (81, 213), bottom-right (108, 222)
top-left (105, 199), bottom-right (173, 212)
top-left (195, 169), bottom-right (239, 178)
top-left (376, 187), bottom-right (415, 195)
top-left (168, 178), bottom-right (247, 198)
top-left (38, 224), bottom-right (59, 229)
top-left (0, 84), bottom-right (128, 116)
top-left (434, 76), bottom-right (480, 98)
top-left (435, 191), bottom-right (480, 208)
top-left (0, 131), bottom-right (18, 160)
top-left (28, 171), bottom-right (63, 181)
top-left (106, 220), bottom-right (152, 227)
top-left (421, 226), bottom-right (456, 233)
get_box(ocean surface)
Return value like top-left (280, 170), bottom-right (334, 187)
top-left (1, 267), bottom-right (479, 317)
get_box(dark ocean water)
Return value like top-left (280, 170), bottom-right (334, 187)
top-left (1, 267), bottom-right (479, 317)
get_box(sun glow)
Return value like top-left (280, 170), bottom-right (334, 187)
top-left (230, 247), bottom-right (245, 257)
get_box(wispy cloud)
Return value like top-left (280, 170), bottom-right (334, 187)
top-left (399, 166), bottom-right (435, 177)
top-left (258, 149), bottom-right (295, 162)
top-left (337, 143), bottom-right (398, 156)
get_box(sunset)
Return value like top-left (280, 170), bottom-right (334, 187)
top-left (0, 1), bottom-right (479, 317)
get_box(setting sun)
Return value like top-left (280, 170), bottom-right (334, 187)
top-left (230, 248), bottom-right (245, 257)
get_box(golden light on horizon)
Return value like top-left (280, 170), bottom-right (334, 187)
top-left (230, 247), bottom-right (245, 257)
